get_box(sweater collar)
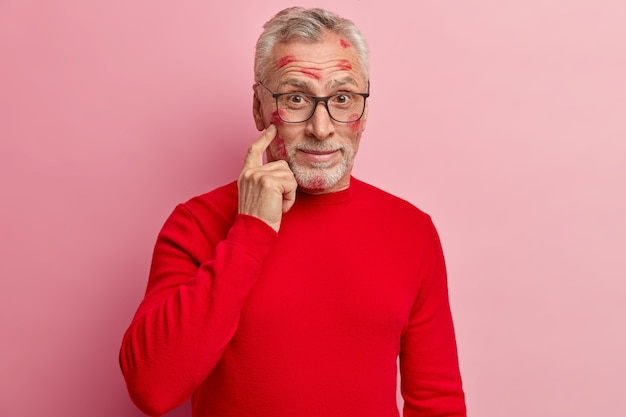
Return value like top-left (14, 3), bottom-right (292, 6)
top-left (294, 176), bottom-right (355, 206)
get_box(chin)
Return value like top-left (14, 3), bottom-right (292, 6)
top-left (292, 165), bottom-right (350, 193)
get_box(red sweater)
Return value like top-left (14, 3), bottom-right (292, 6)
top-left (120, 177), bottom-right (466, 417)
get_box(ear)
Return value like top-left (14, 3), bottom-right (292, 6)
top-left (252, 84), bottom-right (266, 131)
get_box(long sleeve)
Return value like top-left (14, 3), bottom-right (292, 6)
top-left (119, 202), bottom-right (277, 417)
top-left (400, 220), bottom-right (466, 417)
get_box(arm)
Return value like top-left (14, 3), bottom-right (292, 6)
top-left (119, 210), bottom-right (276, 416)
top-left (400, 220), bottom-right (466, 417)
top-left (119, 125), bottom-right (297, 416)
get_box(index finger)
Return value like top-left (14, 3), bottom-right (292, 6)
top-left (243, 124), bottom-right (277, 169)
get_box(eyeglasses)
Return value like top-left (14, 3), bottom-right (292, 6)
top-left (257, 81), bottom-right (370, 123)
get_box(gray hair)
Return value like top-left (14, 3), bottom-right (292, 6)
top-left (254, 7), bottom-right (370, 83)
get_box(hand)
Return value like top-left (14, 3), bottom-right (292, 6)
top-left (237, 125), bottom-right (297, 232)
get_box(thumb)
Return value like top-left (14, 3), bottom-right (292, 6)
top-left (282, 182), bottom-right (297, 214)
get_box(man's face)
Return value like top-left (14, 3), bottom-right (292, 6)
top-left (253, 31), bottom-right (369, 194)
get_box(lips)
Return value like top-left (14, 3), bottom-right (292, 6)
top-left (298, 148), bottom-right (340, 163)
top-left (302, 149), bottom-right (337, 155)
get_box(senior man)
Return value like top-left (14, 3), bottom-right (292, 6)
top-left (120, 7), bottom-right (466, 417)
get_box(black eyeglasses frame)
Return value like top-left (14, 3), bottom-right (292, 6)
top-left (257, 81), bottom-right (370, 124)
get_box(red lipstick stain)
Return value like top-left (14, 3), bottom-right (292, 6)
top-left (271, 110), bottom-right (285, 126)
top-left (340, 38), bottom-right (351, 49)
top-left (308, 176), bottom-right (325, 190)
top-left (277, 55), bottom-right (296, 69)
top-left (276, 136), bottom-right (287, 158)
top-left (348, 114), bottom-right (361, 132)
top-left (301, 68), bottom-right (321, 80)
top-left (337, 60), bottom-right (352, 71)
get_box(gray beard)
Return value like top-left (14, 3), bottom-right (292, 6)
top-left (285, 141), bottom-right (356, 191)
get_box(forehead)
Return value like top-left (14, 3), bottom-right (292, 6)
top-left (267, 31), bottom-right (367, 88)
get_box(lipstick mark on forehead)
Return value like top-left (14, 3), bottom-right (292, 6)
top-left (277, 55), bottom-right (296, 69)
top-left (337, 60), bottom-right (352, 71)
top-left (301, 68), bottom-right (321, 80)
top-left (340, 38), bottom-right (351, 49)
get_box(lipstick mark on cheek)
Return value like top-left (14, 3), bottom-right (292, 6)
top-left (277, 55), bottom-right (296, 69)
top-left (301, 68), bottom-right (321, 80)
top-left (275, 136), bottom-right (287, 158)
top-left (271, 110), bottom-right (285, 126)
top-left (348, 114), bottom-right (361, 132)
top-left (340, 38), bottom-right (351, 49)
top-left (337, 60), bottom-right (352, 71)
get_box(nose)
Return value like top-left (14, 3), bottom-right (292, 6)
top-left (305, 102), bottom-right (335, 140)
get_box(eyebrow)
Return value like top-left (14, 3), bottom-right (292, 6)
top-left (327, 77), bottom-right (359, 90)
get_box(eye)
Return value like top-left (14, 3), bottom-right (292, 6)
top-left (279, 93), bottom-right (313, 111)
top-left (286, 94), bottom-right (306, 104)
top-left (332, 94), bottom-right (353, 106)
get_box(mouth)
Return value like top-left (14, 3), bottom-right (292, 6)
top-left (302, 149), bottom-right (338, 155)
top-left (298, 148), bottom-right (341, 164)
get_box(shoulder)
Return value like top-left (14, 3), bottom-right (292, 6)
top-left (350, 177), bottom-right (432, 224)
top-left (349, 177), bottom-right (443, 260)
top-left (161, 181), bottom-right (239, 241)
top-left (180, 181), bottom-right (238, 219)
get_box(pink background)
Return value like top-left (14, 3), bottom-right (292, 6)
top-left (1, 1), bottom-right (625, 416)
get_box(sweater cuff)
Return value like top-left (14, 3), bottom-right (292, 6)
top-left (225, 214), bottom-right (278, 262)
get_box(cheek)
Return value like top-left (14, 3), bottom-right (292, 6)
top-left (347, 114), bottom-right (362, 133)
top-left (271, 110), bottom-right (285, 126)
top-left (349, 120), bottom-right (362, 133)
top-left (270, 135), bottom-right (287, 160)
top-left (274, 135), bottom-right (287, 158)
